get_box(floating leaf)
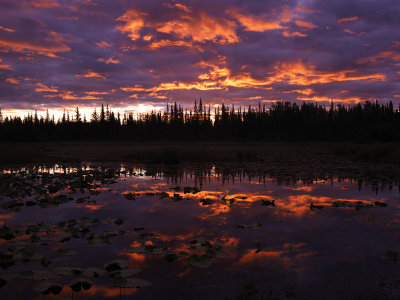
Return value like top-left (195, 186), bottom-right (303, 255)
top-left (163, 251), bottom-right (187, 262)
top-left (0, 277), bottom-right (7, 289)
top-left (134, 227), bottom-right (146, 231)
top-left (114, 217), bottom-right (125, 225)
top-left (187, 254), bottom-right (212, 268)
top-left (237, 223), bottom-right (262, 230)
top-left (68, 278), bottom-right (93, 292)
top-left (104, 259), bottom-right (129, 273)
top-left (54, 267), bottom-right (83, 276)
top-left (40, 256), bottom-right (51, 268)
top-left (19, 270), bottom-right (57, 281)
top-left (113, 277), bottom-right (151, 288)
top-left (35, 282), bottom-right (63, 295)
top-left (124, 193), bottom-right (135, 200)
top-left (383, 250), bottom-right (398, 262)
top-left (110, 269), bottom-right (141, 278)
top-left (82, 267), bottom-right (105, 278)
top-left (57, 248), bottom-right (77, 256)
top-left (0, 252), bottom-right (15, 270)
top-left (128, 246), bottom-right (165, 255)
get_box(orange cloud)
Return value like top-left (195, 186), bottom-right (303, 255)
top-left (175, 3), bottom-right (191, 13)
top-left (116, 9), bottom-right (146, 41)
top-left (5, 77), bottom-right (19, 84)
top-left (149, 39), bottom-right (196, 50)
top-left (344, 29), bottom-right (357, 35)
top-left (84, 91), bottom-right (110, 95)
top-left (270, 61), bottom-right (385, 85)
top-left (297, 95), bottom-right (366, 103)
top-left (296, 6), bottom-right (320, 14)
top-left (25, 0), bottom-right (60, 8)
top-left (44, 91), bottom-right (103, 100)
top-left (0, 58), bottom-right (13, 70)
top-left (75, 70), bottom-right (106, 79)
top-left (98, 57), bottom-right (120, 64)
top-left (121, 60), bottom-right (385, 96)
top-left (96, 41), bottom-right (112, 47)
top-left (357, 51), bottom-right (400, 64)
top-left (283, 31), bottom-right (307, 37)
top-left (229, 11), bottom-right (285, 32)
top-left (156, 13), bottom-right (239, 44)
top-left (0, 26), bottom-right (15, 33)
top-left (34, 82), bottom-right (58, 92)
top-left (338, 16), bottom-right (359, 24)
top-left (0, 31), bottom-right (70, 56)
top-left (284, 88), bottom-right (315, 95)
top-left (294, 20), bottom-right (318, 30)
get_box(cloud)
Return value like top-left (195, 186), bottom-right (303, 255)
top-left (0, 0), bottom-right (399, 113)
top-left (75, 71), bottom-right (106, 79)
top-left (98, 57), bottom-right (120, 64)
top-left (116, 9), bottom-right (146, 41)
top-left (25, 0), bottom-right (60, 8)
top-left (0, 58), bottom-right (13, 70)
top-left (5, 78), bottom-right (20, 84)
top-left (338, 16), bottom-right (359, 24)
top-left (155, 12), bottom-right (239, 44)
top-left (0, 18), bottom-right (70, 56)
top-left (294, 20), bottom-right (318, 30)
top-left (229, 11), bottom-right (285, 32)
top-left (357, 51), bottom-right (400, 64)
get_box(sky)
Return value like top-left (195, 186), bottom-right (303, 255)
top-left (0, 0), bottom-right (400, 117)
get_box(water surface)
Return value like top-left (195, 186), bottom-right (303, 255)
top-left (0, 165), bottom-right (399, 299)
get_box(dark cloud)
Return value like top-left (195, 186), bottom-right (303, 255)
top-left (0, 0), bottom-right (399, 116)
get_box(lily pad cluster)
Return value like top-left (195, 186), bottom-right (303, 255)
top-left (0, 259), bottom-right (151, 295)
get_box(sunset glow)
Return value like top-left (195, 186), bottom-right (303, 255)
top-left (0, 0), bottom-right (399, 115)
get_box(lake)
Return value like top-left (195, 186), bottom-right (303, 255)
top-left (0, 164), bottom-right (399, 299)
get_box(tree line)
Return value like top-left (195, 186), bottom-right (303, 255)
top-left (0, 100), bottom-right (399, 142)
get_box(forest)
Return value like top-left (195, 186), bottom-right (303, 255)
top-left (0, 100), bottom-right (399, 142)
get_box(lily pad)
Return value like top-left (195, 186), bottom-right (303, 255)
top-left (54, 267), bottom-right (83, 276)
top-left (68, 278), bottom-right (93, 292)
top-left (383, 250), bottom-right (398, 262)
top-left (18, 270), bottom-right (57, 281)
top-left (110, 269), bottom-right (142, 278)
top-left (35, 282), bottom-right (63, 295)
top-left (104, 259), bottom-right (129, 273)
top-left (187, 254), bottom-right (212, 268)
top-left (113, 277), bottom-right (151, 288)
top-left (57, 247), bottom-right (77, 256)
top-left (114, 217), bottom-right (125, 225)
top-left (82, 267), bottom-right (106, 278)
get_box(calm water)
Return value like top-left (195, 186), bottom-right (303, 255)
top-left (0, 165), bottom-right (399, 299)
